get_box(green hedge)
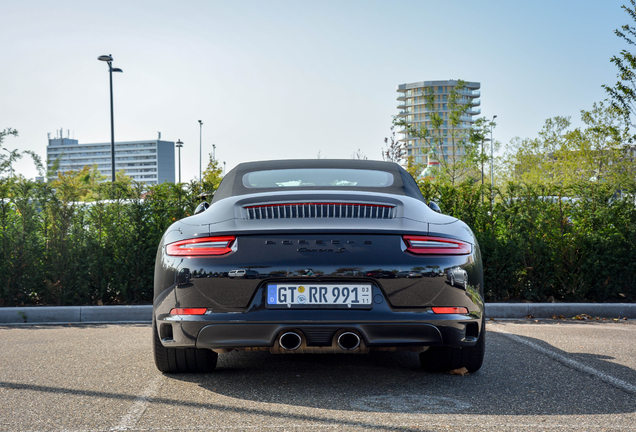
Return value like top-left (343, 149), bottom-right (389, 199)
top-left (0, 178), bottom-right (634, 306)
top-left (0, 178), bottom-right (201, 306)
top-left (420, 180), bottom-right (636, 303)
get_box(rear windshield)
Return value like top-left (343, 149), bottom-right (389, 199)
top-left (242, 169), bottom-right (394, 189)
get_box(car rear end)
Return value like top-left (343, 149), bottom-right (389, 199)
top-left (153, 193), bottom-right (484, 356)
top-left (153, 160), bottom-right (485, 373)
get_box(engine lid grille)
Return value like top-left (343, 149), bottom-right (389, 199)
top-left (243, 202), bottom-right (396, 220)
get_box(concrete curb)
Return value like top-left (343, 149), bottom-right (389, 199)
top-left (0, 305), bottom-right (152, 324)
top-left (0, 303), bottom-right (634, 325)
top-left (485, 303), bottom-right (636, 319)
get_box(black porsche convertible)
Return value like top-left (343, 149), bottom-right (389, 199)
top-left (153, 159), bottom-right (485, 373)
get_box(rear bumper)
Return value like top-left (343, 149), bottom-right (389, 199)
top-left (155, 283), bottom-right (483, 351)
top-left (156, 314), bottom-right (482, 351)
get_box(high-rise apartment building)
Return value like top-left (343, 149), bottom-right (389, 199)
top-left (396, 80), bottom-right (481, 166)
top-left (46, 131), bottom-right (175, 184)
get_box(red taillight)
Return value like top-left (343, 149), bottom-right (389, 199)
top-left (432, 307), bottom-right (469, 314)
top-left (170, 308), bottom-right (208, 315)
top-left (403, 235), bottom-right (471, 255)
top-left (166, 236), bottom-right (235, 257)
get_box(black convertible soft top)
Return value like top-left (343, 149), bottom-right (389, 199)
top-left (212, 159), bottom-right (425, 203)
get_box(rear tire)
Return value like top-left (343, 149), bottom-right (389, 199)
top-left (420, 319), bottom-right (486, 373)
top-left (153, 320), bottom-right (218, 373)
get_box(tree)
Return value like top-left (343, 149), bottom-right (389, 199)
top-left (603, 0), bottom-right (636, 136)
top-left (351, 148), bottom-right (368, 160)
top-left (0, 129), bottom-right (18, 176)
top-left (201, 153), bottom-right (223, 192)
top-left (501, 116), bottom-right (572, 185)
top-left (0, 129), bottom-right (45, 178)
top-left (393, 80), bottom-right (481, 184)
top-left (468, 117), bottom-right (496, 186)
top-left (444, 82), bottom-right (482, 183)
top-left (501, 102), bottom-right (632, 188)
top-left (382, 124), bottom-right (406, 163)
top-left (50, 165), bottom-right (108, 202)
top-left (0, 128), bottom-right (18, 145)
top-left (382, 123), bottom-right (423, 178)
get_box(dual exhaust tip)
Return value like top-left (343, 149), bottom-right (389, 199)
top-left (278, 331), bottom-right (361, 351)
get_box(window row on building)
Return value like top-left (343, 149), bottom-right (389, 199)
top-left (46, 137), bottom-right (175, 185)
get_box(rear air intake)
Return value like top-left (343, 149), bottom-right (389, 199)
top-left (243, 203), bottom-right (396, 220)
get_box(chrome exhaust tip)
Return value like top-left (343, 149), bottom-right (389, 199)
top-left (337, 332), bottom-right (361, 350)
top-left (279, 332), bottom-right (302, 351)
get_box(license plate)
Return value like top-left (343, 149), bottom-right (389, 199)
top-left (266, 284), bottom-right (373, 308)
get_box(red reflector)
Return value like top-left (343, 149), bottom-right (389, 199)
top-left (170, 308), bottom-right (207, 315)
top-left (432, 307), bottom-right (469, 314)
top-left (166, 236), bottom-right (235, 256)
top-left (403, 235), bottom-right (471, 255)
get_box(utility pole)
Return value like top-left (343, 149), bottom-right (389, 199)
top-left (176, 139), bottom-right (183, 183)
top-left (198, 120), bottom-right (203, 184)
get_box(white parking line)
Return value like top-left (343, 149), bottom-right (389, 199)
top-left (490, 326), bottom-right (636, 394)
top-left (52, 421), bottom-right (636, 431)
top-left (110, 375), bottom-right (162, 431)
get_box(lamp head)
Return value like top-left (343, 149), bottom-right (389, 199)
top-left (176, 139), bottom-right (183, 147)
top-left (198, 120), bottom-right (203, 125)
top-left (98, 55), bottom-right (113, 62)
top-left (112, 68), bottom-right (123, 73)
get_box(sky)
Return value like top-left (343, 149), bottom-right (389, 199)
top-left (1, 0), bottom-right (628, 182)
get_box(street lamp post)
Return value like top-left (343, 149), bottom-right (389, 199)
top-left (481, 139), bottom-right (485, 186)
top-left (98, 54), bottom-right (123, 182)
top-left (480, 138), bottom-right (490, 204)
top-left (176, 139), bottom-right (183, 183)
top-left (212, 144), bottom-right (216, 161)
top-left (198, 120), bottom-right (203, 184)
top-left (490, 115), bottom-right (497, 188)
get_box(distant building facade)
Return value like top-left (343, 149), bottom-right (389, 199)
top-left (46, 133), bottom-right (175, 184)
top-left (396, 80), bottom-right (481, 166)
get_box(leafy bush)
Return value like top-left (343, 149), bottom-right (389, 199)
top-left (0, 175), bottom-right (201, 306)
top-left (420, 179), bottom-right (636, 303)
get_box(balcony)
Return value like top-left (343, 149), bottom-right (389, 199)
top-left (458, 89), bottom-right (480, 97)
top-left (467, 108), bottom-right (481, 115)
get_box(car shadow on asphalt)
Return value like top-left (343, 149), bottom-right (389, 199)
top-left (167, 331), bottom-right (636, 416)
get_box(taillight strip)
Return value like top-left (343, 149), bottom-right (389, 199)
top-left (403, 235), bottom-right (471, 255)
top-left (170, 308), bottom-right (207, 315)
top-left (166, 236), bottom-right (235, 257)
top-left (432, 307), bottom-right (469, 314)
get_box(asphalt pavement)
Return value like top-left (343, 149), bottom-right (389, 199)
top-left (0, 321), bottom-right (634, 431)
